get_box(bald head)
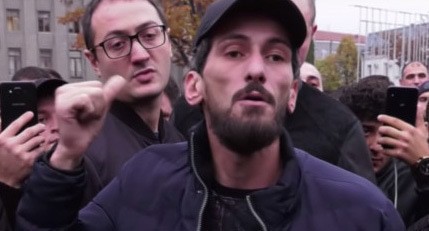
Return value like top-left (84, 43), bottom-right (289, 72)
top-left (400, 61), bottom-right (429, 87)
top-left (291, 0), bottom-right (317, 64)
top-left (300, 62), bottom-right (323, 91)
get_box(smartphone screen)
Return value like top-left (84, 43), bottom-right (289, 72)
top-left (0, 82), bottom-right (38, 132)
top-left (384, 86), bottom-right (418, 126)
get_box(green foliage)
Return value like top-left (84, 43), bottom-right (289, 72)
top-left (316, 36), bottom-right (359, 91)
top-left (336, 36), bottom-right (358, 86)
top-left (316, 55), bottom-right (341, 91)
top-left (305, 39), bottom-right (315, 64)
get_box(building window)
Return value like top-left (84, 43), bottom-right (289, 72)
top-left (6, 9), bottom-right (20, 31)
top-left (8, 48), bottom-right (22, 77)
top-left (69, 51), bottom-right (83, 78)
top-left (38, 11), bottom-right (51, 32)
top-left (68, 21), bottom-right (80, 34)
top-left (39, 49), bottom-right (52, 68)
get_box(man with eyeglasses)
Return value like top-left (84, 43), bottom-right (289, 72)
top-left (77, 0), bottom-right (184, 205)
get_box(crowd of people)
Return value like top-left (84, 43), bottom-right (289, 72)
top-left (0, 0), bottom-right (428, 230)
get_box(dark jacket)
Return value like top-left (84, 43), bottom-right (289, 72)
top-left (0, 182), bottom-right (21, 230)
top-left (16, 122), bottom-right (404, 231)
top-left (82, 101), bottom-right (185, 205)
top-left (172, 83), bottom-right (376, 183)
top-left (0, 196), bottom-right (12, 231)
top-left (376, 159), bottom-right (429, 227)
top-left (285, 82), bottom-right (376, 182)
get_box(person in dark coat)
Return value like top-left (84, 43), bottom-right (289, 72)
top-left (0, 67), bottom-right (65, 229)
top-left (340, 75), bottom-right (429, 227)
top-left (77, 0), bottom-right (184, 204)
top-left (172, 0), bottom-right (375, 183)
top-left (17, 0), bottom-right (403, 230)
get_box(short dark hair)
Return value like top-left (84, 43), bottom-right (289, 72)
top-left (12, 66), bottom-right (50, 81)
top-left (44, 68), bottom-right (64, 80)
top-left (339, 75), bottom-right (392, 122)
top-left (82, 0), bottom-right (168, 51)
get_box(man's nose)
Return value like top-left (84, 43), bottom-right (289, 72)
top-left (245, 54), bottom-right (266, 83)
top-left (129, 39), bottom-right (150, 62)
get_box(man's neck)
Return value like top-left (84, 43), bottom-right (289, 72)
top-left (207, 130), bottom-right (283, 190)
top-left (129, 97), bottom-right (162, 133)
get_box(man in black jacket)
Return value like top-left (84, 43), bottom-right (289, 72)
top-left (172, 0), bottom-right (375, 182)
top-left (340, 75), bottom-right (429, 227)
top-left (17, 0), bottom-right (403, 230)
top-left (79, 0), bottom-right (184, 204)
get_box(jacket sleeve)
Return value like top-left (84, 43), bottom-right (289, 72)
top-left (337, 121), bottom-right (376, 183)
top-left (15, 155), bottom-right (85, 230)
top-left (16, 154), bottom-right (121, 231)
top-left (381, 200), bottom-right (407, 231)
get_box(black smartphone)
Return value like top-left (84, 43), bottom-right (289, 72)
top-left (384, 86), bottom-right (418, 126)
top-left (0, 82), bottom-right (38, 132)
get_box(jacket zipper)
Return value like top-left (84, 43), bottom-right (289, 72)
top-left (246, 195), bottom-right (268, 231)
top-left (190, 132), bottom-right (209, 231)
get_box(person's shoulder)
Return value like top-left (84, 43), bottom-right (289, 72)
top-left (120, 142), bottom-right (189, 175)
top-left (117, 142), bottom-right (190, 188)
top-left (294, 149), bottom-right (385, 201)
top-left (298, 83), bottom-right (355, 118)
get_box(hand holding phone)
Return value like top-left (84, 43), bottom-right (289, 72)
top-left (381, 86), bottom-right (418, 149)
top-left (384, 86), bottom-right (418, 126)
top-left (0, 82), bottom-right (38, 132)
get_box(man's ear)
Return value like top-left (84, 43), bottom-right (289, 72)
top-left (84, 49), bottom-right (101, 77)
top-left (184, 70), bottom-right (204, 106)
top-left (287, 79), bottom-right (299, 113)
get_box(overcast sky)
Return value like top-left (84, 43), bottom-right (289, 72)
top-left (316, 0), bottom-right (429, 35)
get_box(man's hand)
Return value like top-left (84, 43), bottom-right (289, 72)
top-left (50, 75), bottom-right (126, 171)
top-left (0, 112), bottom-right (45, 188)
top-left (377, 114), bottom-right (429, 165)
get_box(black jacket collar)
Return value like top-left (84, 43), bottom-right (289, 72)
top-left (188, 120), bottom-right (301, 228)
top-left (110, 101), bottom-right (165, 141)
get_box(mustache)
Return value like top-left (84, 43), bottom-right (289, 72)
top-left (231, 82), bottom-right (275, 106)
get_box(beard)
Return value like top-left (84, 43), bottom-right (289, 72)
top-left (206, 82), bottom-right (286, 156)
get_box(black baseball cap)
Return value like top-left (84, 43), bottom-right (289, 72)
top-left (419, 80), bottom-right (429, 96)
top-left (193, 0), bottom-right (307, 50)
top-left (34, 78), bottom-right (67, 99)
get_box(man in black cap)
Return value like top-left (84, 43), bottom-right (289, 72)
top-left (0, 68), bottom-right (66, 230)
top-left (17, 0), bottom-right (404, 230)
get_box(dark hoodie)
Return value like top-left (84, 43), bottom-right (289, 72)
top-left (376, 158), bottom-right (429, 227)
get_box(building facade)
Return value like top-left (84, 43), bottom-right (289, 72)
top-left (0, 0), bottom-right (95, 82)
top-left (362, 22), bottom-right (429, 85)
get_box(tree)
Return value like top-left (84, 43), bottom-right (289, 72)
top-left (58, 0), bottom-right (214, 67)
top-left (316, 54), bottom-right (340, 92)
top-left (336, 36), bottom-right (358, 86)
top-left (160, 0), bottom-right (213, 66)
top-left (305, 39), bottom-right (315, 64)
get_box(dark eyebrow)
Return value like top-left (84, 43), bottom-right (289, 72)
top-left (216, 33), bottom-right (291, 48)
top-left (266, 37), bottom-right (291, 49)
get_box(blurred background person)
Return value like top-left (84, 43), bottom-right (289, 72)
top-left (399, 61), bottom-right (428, 87)
top-left (340, 75), bottom-right (429, 227)
top-left (300, 62), bottom-right (323, 91)
top-left (0, 66), bottom-right (64, 230)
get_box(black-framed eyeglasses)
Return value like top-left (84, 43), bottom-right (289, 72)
top-left (90, 25), bottom-right (166, 59)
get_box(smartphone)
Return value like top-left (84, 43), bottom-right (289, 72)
top-left (384, 86), bottom-right (418, 126)
top-left (0, 82), bottom-right (38, 132)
